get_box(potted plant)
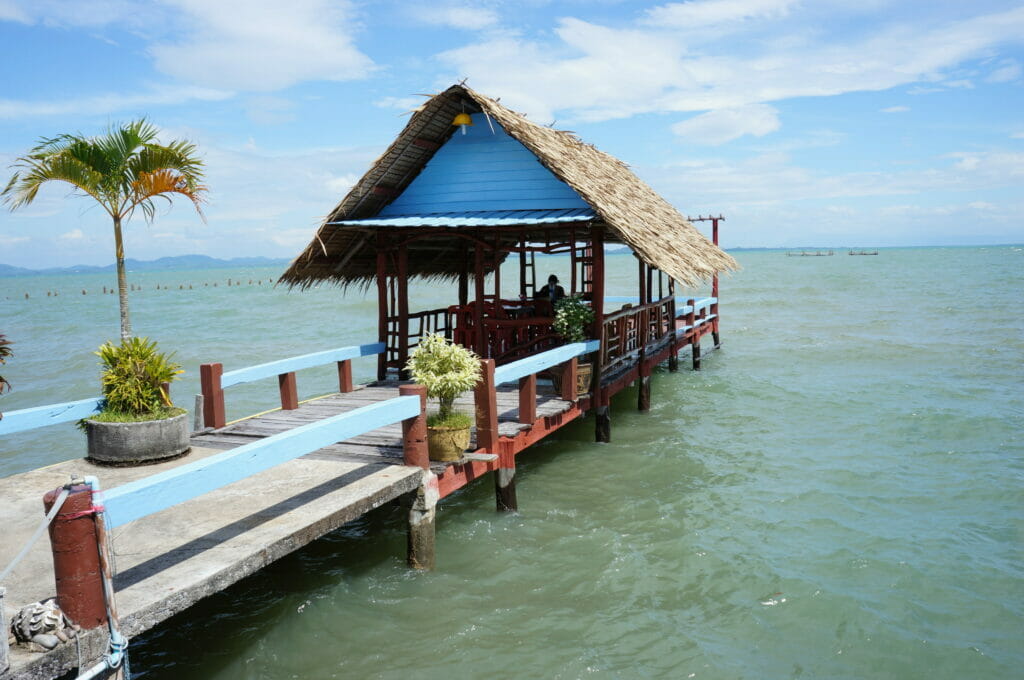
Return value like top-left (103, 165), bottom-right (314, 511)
top-left (551, 295), bottom-right (596, 396)
top-left (82, 337), bottom-right (190, 465)
top-left (405, 333), bottom-right (482, 462)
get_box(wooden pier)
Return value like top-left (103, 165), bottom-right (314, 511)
top-left (1, 83), bottom-right (737, 679)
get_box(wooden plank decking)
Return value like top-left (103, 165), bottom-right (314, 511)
top-left (1, 381), bottom-right (578, 680)
top-left (193, 382), bottom-right (574, 472)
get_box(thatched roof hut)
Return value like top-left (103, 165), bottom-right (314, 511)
top-left (280, 84), bottom-right (736, 290)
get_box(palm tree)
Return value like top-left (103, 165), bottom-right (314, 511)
top-left (2, 120), bottom-right (206, 342)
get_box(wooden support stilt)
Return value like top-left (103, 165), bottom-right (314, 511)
top-left (638, 375), bottom-right (651, 412)
top-left (494, 439), bottom-right (517, 512)
top-left (692, 338), bottom-right (702, 371)
top-left (596, 405), bottom-right (611, 443)
top-left (668, 353), bottom-right (679, 372)
top-left (406, 472), bottom-right (438, 570)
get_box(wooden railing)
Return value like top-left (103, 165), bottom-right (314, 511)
top-left (601, 297), bottom-right (676, 376)
top-left (384, 307), bottom-right (453, 371)
top-left (473, 340), bottom-right (600, 452)
top-left (103, 385), bottom-right (429, 529)
top-left (200, 342), bottom-right (385, 429)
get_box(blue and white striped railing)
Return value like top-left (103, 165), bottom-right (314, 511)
top-left (0, 397), bottom-right (104, 436)
top-left (220, 342), bottom-right (384, 388)
top-left (604, 296), bottom-right (717, 315)
top-left (493, 340), bottom-right (600, 386)
top-left (103, 393), bottom-right (423, 528)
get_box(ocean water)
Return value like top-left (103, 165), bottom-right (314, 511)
top-left (1, 247), bottom-right (1022, 679)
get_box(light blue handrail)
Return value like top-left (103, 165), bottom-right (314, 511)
top-left (604, 296), bottom-right (716, 315)
top-left (103, 394), bottom-right (420, 528)
top-left (221, 342), bottom-right (385, 388)
top-left (493, 339), bottom-right (600, 385)
top-left (0, 397), bottom-right (104, 436)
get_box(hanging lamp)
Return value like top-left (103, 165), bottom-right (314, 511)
top-left (452, 112), bottom-right (473, 134)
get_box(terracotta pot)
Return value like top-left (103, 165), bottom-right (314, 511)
top-left (85, 412), bottom-right (190, 466)
top-left (427, 424), bottom-right (471, 462)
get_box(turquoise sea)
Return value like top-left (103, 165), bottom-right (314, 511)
top-left (1, 246), bottom-right (1022, 679)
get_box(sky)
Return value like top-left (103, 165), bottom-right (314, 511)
top-left (0, 0), bottom-right (1022, 268)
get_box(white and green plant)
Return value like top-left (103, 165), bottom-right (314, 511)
top-left (553, 295), bottom-right (595, 344)
top-left (405, 333), bottom-right (481, 428)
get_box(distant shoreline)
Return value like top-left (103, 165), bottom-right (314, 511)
top-left (2, 243), bottom-right (1020, 278)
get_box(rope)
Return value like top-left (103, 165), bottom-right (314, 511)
top-left (0, 486), bottom-right (69, 582)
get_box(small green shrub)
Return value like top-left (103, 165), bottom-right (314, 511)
top-left (405, 333), bottom-right (481, 422)
top-left (96, 337), bottom-right (183, 417)
top-left (553, 295), bottom-right (595, 343)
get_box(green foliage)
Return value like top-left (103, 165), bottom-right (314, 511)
top-left (553, 295), bottom-right (595, 343)
top-left (2, 119), bottom-right (207, 342)
top-left (2, 120), bottom-right (206, 220)
top-left (0, 332), bottom-right (11, 394)
top-left (89, 406), bottom-right (186, 424)
top-left (405, 333), bottom-right (481, 420)
top-left (96, 337), bottom-right (183, 417)
top-left (426, 411), bottom-right (474, 429)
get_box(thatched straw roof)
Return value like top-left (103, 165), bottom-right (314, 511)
top-left (281, 84), bottom-right (737, 289)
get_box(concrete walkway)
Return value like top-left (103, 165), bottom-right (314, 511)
top-left (1, 441), bottom-right (423, 680)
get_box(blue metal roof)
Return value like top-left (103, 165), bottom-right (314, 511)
top-left (375, 112), bottom-right (591, 216)
top-left (330, 207), bottom-right (595, 228)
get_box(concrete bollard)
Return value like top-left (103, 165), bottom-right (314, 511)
top-left (43, 485), bottom-right (106, 629)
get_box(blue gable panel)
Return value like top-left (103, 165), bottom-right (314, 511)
top-left (377, 113), bottom-right (589, 216)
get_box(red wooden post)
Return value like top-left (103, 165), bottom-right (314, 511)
top-left (279, 372), bottom-right (299, 410)
top-left (590, 226), bottom-right (610, 442)
top-left (376, 242), bottom-right (388, 381)
top-left (712, 217), bottom-right (720, 299)
top-left (337, 359), bottom-right (354, 393)
top-left (397, 243), bottom-right (410, 378)
top-left (474, 358), bottom-right (498, 451)
top-left (559, 357), bottom-right (578, 402)
top-left (494, 438), bottom-right (517, 512)
top-left (474, 244), bottom-right (486, 356)
top-left (160, 381), bottom-right (171, 404)
top-left (43, 485), bottom-right (106, 629)
top-left (518, 374), bottom-right (536, 424)
top-left (199, 362), bottom-right (225, 429)
top-left (400, 384), bottom-right (429, 469)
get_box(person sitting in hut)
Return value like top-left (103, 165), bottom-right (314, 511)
top-left (534, 274), bottom-right (566, 316)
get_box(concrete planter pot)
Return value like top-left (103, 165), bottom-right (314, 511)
top-left (427, 424), bottom-right (471, 462)
top-left (85, 412), bottom-right (190, 466)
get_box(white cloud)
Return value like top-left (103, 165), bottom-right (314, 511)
top-left (1012, 132), bottom-right (1024, 139)
top-left (671, 104), bottom-right (780, 145)
top-left (0, 0), bottom-right (32, 23)
top-left (0, 86), bottom-right (232, 119)
top-left (59, 229), bottom-right (85, 241)
top-left (411, 4), bottom-right (499, 30)
top-left (438, 5), bottom-right (1024, 124)
top-left (150, 0), bottom-right (375, 91)
top-left (986, 60), bottom-right (1021, 83)
top-left (881, 105), bottom-right (909, 113)
top-left (0, 235), bottom-right (30, 246)
top-left (643, 0), bottom-right (798, 29)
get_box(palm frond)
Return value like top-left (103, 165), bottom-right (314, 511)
top-left (131, 169), bottom-right (207, 223)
